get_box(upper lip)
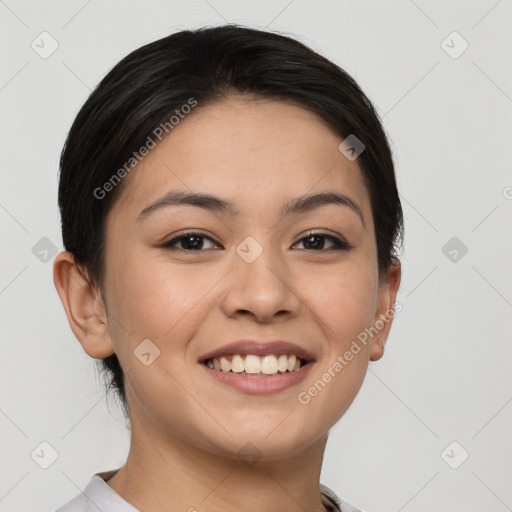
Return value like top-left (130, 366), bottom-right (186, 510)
top-left (198, 339), bottom-right (316, 363)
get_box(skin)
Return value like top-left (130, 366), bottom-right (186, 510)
top-left (53, 95), bottom-right (401, 512)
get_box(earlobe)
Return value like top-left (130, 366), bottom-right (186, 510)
top-left (53, 251), bottom-right (115, 359)
top-left (370, 260), bottom-right (402, 362)
top-left (370, 338), bottom-right (385, 362)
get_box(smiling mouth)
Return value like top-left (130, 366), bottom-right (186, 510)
top-left (203, 354), bottom-right (308, 376)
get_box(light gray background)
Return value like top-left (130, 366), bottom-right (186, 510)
top-left (1, 1), bottom-right (511, 511)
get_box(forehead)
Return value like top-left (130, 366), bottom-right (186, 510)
top-left (109, 96), bottom-right (372, 225)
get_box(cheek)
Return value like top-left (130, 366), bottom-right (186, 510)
top-left (301, 257), bottom-right (378, 349)
top-left (105, 249), bottom-right (219, 351)
top-left (104, 255), bottom-right (222, 433)
top-left (291, 255), bottom-right (378, 424)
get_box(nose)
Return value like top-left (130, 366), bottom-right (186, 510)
top-left (220, 241), bottom-right (302, 324)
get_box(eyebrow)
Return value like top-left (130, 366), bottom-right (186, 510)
top-left (137, 190), bottom-right (365, 227)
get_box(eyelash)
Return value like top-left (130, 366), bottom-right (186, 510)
top-left (161, 230), bottom-right (352, 252)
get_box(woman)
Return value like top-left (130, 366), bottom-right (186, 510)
top-left (53, 24), bottom-right (403, 512)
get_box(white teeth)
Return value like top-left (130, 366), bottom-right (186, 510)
top-left (261, 355), bottom-right (279, 374)
top-left (278, 354), bottom-right (289, 372)
top-left (244, 354), bottom-right (261, 374)
top-left (231, 354), bottom-right (244, 373)
top-left (204, 354), bottom-right (306, 375)
top-left (220, 356), bottom-right (231, 373)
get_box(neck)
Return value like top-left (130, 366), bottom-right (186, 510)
top-left (107, 411), bottom-right (330, 512)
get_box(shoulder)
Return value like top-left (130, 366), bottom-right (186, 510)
top-left (56, 472), bottom-right (358, 512)
top-left (54, 479), bottom-right (97, 512)
top-left (54, 468), bottom-right (137, 512)
top-left (320, 483), bottom-right (363, 512)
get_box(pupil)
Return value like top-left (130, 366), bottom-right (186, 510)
top-left (182, 235), bottom-right (202, 250)
top-left (305, 235), bottom-right (324, 250)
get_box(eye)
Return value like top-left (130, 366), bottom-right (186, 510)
top-left (162, 231), bottom-right (221, 251)
top-left (293, 230), bottom-right (351, 251)
top-left (161, 230), bottom-right (351, 252)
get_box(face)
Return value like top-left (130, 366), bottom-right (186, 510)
top-left (88, 96), bottom-right (399, 460)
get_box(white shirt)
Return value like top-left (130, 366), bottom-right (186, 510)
top-left (55, 468), bottom-right (362, 512)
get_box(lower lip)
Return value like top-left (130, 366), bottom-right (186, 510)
top-left (200, 362), bottom-right (314, 395)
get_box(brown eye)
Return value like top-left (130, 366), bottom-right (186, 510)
top-left (162, 232), bottom-right (221, 251)
top-left (294, 231), bottom-right (351, 251)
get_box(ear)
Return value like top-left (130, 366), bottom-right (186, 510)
top-left (370, 259), bottom-right (401, 361)
top-left (53, 251), bottom-right (115, 359)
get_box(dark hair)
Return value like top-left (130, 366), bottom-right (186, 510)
top-left (58, 24), bottom-right (403, 420)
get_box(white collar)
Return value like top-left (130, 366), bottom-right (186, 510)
top-left (56, 468), bottom-right (360, 512)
